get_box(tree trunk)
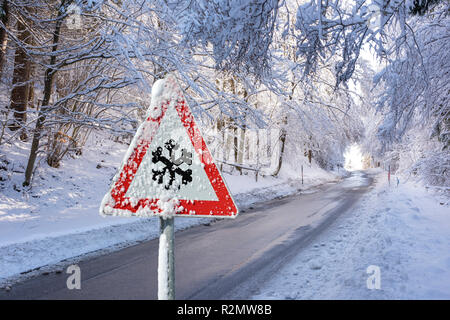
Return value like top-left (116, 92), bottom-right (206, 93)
top-left (238, 89), bottom-right (248, 167)
top-left (24, 5), bottom-right (63, 186)
top-left (0, 0), bottom-right (8, 77)
top-left (256, 129), bottom-right (260, 181)
top-left (27, 78), bottom-right (34, 108)
top-left (233, 125), bottom-right (238, 163)
top-left (273, 71), bottom-right (294, 177)
top-left (238, 127), bottom-right (245, 163)
top-left (216, 116), bottom-right (225, 171)
top-left (272, 116), bottom-right (287, 177)
top-left (9, 12), bottom-right (31, 135)
top-left (254, 102), bottom-right (260, 167)
top-left (236, 126), bottom-right (244, 175)
top-left (228, 76), bottom-right (240, 169)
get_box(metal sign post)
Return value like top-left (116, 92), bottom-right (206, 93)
top-left (158, 217), bottom-right (175, 300)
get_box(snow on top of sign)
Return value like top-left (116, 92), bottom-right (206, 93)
top-left (148, 76), bottom-right (171, 119)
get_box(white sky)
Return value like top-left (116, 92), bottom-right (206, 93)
top-left (344, 144), bottom-right (364, 171)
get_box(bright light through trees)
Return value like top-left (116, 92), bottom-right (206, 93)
top-left (344, 144), bottom-right (364, 171)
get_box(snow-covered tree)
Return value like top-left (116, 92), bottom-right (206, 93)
top-left (373, 3), bottom-right (449, 186)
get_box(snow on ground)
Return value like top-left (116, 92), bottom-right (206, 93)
top-left (251, 171), bottom-right (450, 299)
top-left (0, 135), bottom-right (341, 286)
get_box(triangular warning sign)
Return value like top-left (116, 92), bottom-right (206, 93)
top-left (100, 75), bottom-right (238, 218)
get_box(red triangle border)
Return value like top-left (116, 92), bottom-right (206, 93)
top-left (104, 95), bottom-right (238, 218)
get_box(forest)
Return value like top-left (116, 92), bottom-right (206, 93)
top-left (0, 0), bottom-right (448, 190)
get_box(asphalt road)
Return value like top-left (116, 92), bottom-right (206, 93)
top-left (0, 171), bottom-right (374, 300)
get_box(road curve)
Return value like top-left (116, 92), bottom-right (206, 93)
top-left (0, 171), bottom-right (373, 300)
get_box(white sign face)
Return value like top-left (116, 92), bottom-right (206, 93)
top-left (100, 75), bottom-right (238, 218)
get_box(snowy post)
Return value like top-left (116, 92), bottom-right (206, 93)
top-left (301, 165), bottom-right (304, 185)
top-left (388, 165), bottom-right (391, 187)
top-left (158, 216), bottom-right (175, 300)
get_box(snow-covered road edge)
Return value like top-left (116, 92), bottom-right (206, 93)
top-left (251, 173), bottom-right (450, 299)
top-left (0, 173), bottom-right (343, 287)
